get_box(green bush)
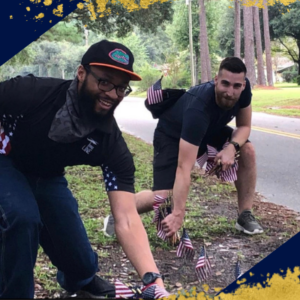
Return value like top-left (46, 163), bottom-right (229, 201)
top-left (282, 70), bottom-right (298, 83)
top-left (135, 63), bottom-right (163, 92)
top-left (296, 75), bottom-right (300, 86)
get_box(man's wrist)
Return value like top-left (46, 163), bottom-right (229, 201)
top-left (229, 141), bottom-right (240, 152)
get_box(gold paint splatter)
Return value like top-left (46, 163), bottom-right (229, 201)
top-left (10, 15), bottom-right (13, 19)
top-left (35, 13), bottom-right (44, 19)
top-left (53, 4), bottom-right (63, 17)
top-left (216, 267), bottom-right (300, 300)
top-left (26, 7), bottom-right (31, 11)
top-left (43, 0), bottom-right (53, 6)
top-left (30, 0), bottom-right (42, 3)
top-left (50, 20), bottom-right (52, 23)
top-left (77, 3), bottom-right (84, 9)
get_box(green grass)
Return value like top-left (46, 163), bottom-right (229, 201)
top-left (252, 86), bottom-right (300, 117)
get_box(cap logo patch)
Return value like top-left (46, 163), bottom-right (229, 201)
top-left (109, 49), bottom-right (129, 65)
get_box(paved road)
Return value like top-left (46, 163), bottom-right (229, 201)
top-left (115, 97), bottom-right (300, 212)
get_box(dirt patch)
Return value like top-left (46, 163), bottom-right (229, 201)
top-left (281, 105), bottom-right (300, 109)
top-left (34, 169), bottom-right (300, 298)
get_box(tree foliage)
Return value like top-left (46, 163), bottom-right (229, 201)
top-left (64, 0), bottom-right (174, 38)
top-left (269, 2), bottom-right (300, 74)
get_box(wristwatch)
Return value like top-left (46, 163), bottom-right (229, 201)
top-left (229, 141), bottom-right (240, 152)
top-left (142, 272), bottom-right (164, 285)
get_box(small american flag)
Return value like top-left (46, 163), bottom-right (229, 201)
top-left (153, 195), bottom-right (167, 223)
top-left (0, 126), bottom-right (11, 155)
top-left (235, 259), bottom-right (242, 279)
top-left (195, 246), bottom-right (212, 282)
top-left (196, 141), bottom-right (239, 182)
top-left (176, 228), bottom-right (195, 260)
top-left (141, 284), bottom-right (170, 299)
top-left (147, 77), bottom-right (163, 105)
top-left (115, 279), bottom-right (142, 299)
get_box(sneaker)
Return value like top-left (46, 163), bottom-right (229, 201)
top-left (235, 210), bottom-right (264, 235)
top-left (77, 275), bottom-right (115, 299)
top-left (103, 215), bottom-right (115, 237)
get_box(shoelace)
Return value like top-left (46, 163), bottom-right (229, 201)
top-left (241, 211), bottom-right (256, 222)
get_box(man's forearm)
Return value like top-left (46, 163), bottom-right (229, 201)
top-left (231, 126), bottom-right (251, 146)
top-left (172, 166), bottom-right (191, 217)
top-left (115, 215), bottom-right (163, 285)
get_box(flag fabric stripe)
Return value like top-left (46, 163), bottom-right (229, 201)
top-left (153, 195), bottom-right (166, 223)
top-left (147, 79), bottom-right (163, 105)
top-left (176, 228), bottom-right (195, 260)
top-left (196, 142), bottom-right (239, 182)
top-left (0, 127), bottom-right (11, 155)
top-left (195, 246), bottom-right (212, 282)
top-left (115, 279), bottom-right (136, 298)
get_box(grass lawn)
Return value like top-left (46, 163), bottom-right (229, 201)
top-left (34, 134), bottom-right (300, 299)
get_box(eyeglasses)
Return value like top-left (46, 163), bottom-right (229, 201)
top-left (85, 67), bottom-right (132, 97)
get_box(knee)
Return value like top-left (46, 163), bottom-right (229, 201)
top-left (240, 143), bottom-right (256, 163)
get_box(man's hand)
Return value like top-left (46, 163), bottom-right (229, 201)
top-left (161, 212), bottom-right (184, 237)
top-left (214, 144), bottom-right (236, 171)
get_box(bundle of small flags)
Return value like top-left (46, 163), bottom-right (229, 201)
top-left (195, 246), bottom-right (212, 282)
top-left (235, 259), bottom-right (242, 280)
top-left (114, 279), bottom-right (170, 299)
top-left (196, 142), bottom-right (240, 182)
top-left (153, 193), bottom-right (180, 246)
top-left (176, 228), bottom-right (195, 260)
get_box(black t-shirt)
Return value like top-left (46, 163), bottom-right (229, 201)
top-left (157, 78), bottom-right (252, 146)
top-left (0, 75), bottom-right (135, 193)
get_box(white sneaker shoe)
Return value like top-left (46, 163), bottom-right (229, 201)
top-left (103, 215), bottom-right (115, 237)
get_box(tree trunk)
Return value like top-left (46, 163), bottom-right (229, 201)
top-left (199, 0), bottom-right (211, 82)
top-left (262, 0), bottom-right (273, 86)
top-left (195, 53), bottom-right (199, 84)
top-left (243, 4), bottom-right (256, 87)
top-left (234, 0), bottom-right (241, 58)
top-left (253, 6), bottom-right (266, 85)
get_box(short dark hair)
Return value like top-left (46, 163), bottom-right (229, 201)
top-left (218, 57), bottom-right (247, 75)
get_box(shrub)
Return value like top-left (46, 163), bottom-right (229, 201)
top-left (296, 75), bottom-right (300, 86)
top-left (282, 70), bottom-right (298, 83)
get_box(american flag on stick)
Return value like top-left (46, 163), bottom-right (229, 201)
top-left (153, 195), bottom-right (166, 223)
top-left (115, 279), bottom-right (142, 299)
top-left (147, 76), bottom-right (163, 105)
top-left (196, 141), bottom-right (239, 182)
top-left (195, 246), bottom-right (212, 282)
top-left (235, 259), bottom-right (242, 280)
top-left (141, 284), bottom-right (170, 299)
top-left (176, 228), bottom-right (195, 260)
top-left (155, 192), bottom-right (180, 246)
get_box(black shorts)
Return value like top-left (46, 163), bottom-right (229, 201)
top-left (152, 126), bottom-right (248, 190)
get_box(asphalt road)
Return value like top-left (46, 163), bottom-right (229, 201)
top-left (114, 97), bottom-right (300, 212)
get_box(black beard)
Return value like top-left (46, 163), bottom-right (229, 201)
top-left (78, 79), bottom-right (118, 124)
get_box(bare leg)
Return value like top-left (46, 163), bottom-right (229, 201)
top-left (235, 143), bottom-right (257, 214)
top-left (135, 190), bottom-right (171, 214)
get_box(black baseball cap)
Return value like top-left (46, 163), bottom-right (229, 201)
top-left (81, 40), bottom-right (142, 81)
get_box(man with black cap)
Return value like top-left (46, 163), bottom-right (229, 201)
top-left (0, 40), bottom-right (168, 299)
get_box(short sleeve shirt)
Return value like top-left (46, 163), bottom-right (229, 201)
top-left (0, 75), bottom-right (135, 193)
top-left (157, 78), bottom-right (252, 146)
